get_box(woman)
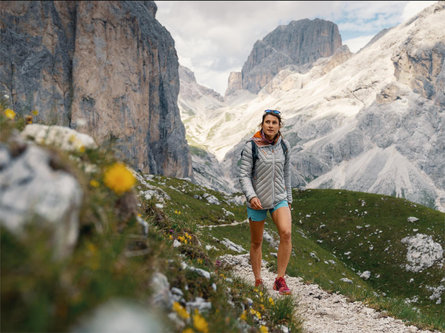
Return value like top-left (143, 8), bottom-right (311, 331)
top-left (239, 109), bottom-right (292, 295)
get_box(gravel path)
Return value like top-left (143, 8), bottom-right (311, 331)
top-left (220, 254), bottom-right (439, 333)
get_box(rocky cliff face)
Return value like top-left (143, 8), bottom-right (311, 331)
top-left (0, 1), bottom-right (192, 178)
top-left (239, 18), bottom-right (342, 94)
top-left (224, 72), bottom-right (243, 97)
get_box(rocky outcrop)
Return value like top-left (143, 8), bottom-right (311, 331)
top-left (0, 134), bottom-right (82, 259)
top-left (392, 41), bottom-right (445, 106)
top-left (0, 1), bottom-right (192, 178)
top-left (179, 65), bottom-right (224, 107)
top-left (224, 72), bottom-right (242, 97)
top-left (241, 18), bottom-right (342, 94)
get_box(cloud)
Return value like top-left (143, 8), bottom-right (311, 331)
top-left (401, 1), bottom-right (437, 22)
top-left (155, 1), bottom-right (437, 95)
top-left (343, 35), bottom-right (375, 53)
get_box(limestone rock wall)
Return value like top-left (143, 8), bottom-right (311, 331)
top-left (0, 1), bottom-right (192, 178)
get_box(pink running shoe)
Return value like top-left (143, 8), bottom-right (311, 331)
top-left (273, 276), bottom-right (291, 295)
top-left (255, 279), bottom-right (264, 287)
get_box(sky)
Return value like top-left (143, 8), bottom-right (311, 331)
top-left (155, 1), bottom-right (436, 96)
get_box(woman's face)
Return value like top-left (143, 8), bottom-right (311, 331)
top-left (262, 114), bottom-right (281, 139)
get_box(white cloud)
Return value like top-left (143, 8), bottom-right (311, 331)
top-left (343, 35), bottom-right (375, 53)
top-left (155, 1), bottom-right (438, 95)
top-left (401, 1), bottom-right (437, 22)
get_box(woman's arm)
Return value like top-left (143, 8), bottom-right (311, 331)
top-left (283, 141), bottom-right (292, 205)
top-left (239, 141), bottom-right (257, 203)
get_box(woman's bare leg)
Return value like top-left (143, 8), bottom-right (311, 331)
top-left (271, 207), bottom-right (292, 277)
top-left (249, 219), bottom-right (265, 280)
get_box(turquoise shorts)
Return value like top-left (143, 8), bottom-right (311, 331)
top-left (247, 200), bottom-right (288, 222)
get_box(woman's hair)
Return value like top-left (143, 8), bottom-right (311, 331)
top-left (259, 112), bottom-right (282, 128)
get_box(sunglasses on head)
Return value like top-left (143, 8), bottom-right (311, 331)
top-left (264, 109), bottom-right (281, 115)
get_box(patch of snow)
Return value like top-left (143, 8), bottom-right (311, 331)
top-left (407, 216), bottom-right (419, 223)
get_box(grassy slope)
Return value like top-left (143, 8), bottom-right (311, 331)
top-left (152, 177), bottom-right (444, 331)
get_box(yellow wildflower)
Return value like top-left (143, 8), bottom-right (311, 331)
top-left (172, 301), bottom-right (190, 320)
top-left (260, 304), bottom-right (265, 311)
top-left (193, 312), bottom-right (208, 333)
top-left (87, 242), bottom-right (97, 254)
top-left (259, 291), bottom-right (263, 297)
top-left (178, 236), bottom-right (185, 243)
top-left (239, 310), bottom-right (247, 321)
top-left (182, 329), bottom-right (194, 333)
top-left (78, 145), bottom-right (85, 153)
top-left (169, 235), bottom-right (173, 240)
top-left (4, 108), bottom-right (16, 120)
top-left (260, 326), bottom-right (269, 333)
top-left (268, 297), bottom-right (274, 306)
top-left (197, 258), bottom-right (203, 264)
top-left (103, 162), bottom-right (135, 195)
top-left (89, 179), bottom-right (100, 188)
top-left (250, 308), bottom-right (261, 319)
top-left (32, 110), bottom-right (39, 116)
top-left (68, 134), bottom-right (77, 143)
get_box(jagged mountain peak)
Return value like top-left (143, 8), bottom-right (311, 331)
top-left (239, 17), bottom-right (342, 94)
top-left (179, 2), bottom-right (445, 211)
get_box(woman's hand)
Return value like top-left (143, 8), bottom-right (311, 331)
top-left (250, 197), bottom-right (263, 210)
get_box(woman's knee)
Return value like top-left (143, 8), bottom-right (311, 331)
top-left (251, 238), bottom-right (263, 249)
top-left (280, 229), bottom-right (291, 242)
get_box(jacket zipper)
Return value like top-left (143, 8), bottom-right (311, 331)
top-left (272, 146), bottom-right (275, 206)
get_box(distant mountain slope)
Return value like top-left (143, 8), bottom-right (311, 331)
top-left (179, 2), bottom-right (445, 211)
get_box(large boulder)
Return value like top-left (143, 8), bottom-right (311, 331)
top-left (0, 136), bottom-right (82, 258)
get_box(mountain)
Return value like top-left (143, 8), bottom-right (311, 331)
top-left (228, 18), bottom-right (343, 95)
top-left (179, 2), bottom-right (445, 212)
top-left (0, 1), bottom-right (192, 178)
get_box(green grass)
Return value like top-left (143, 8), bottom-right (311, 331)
top-left (288, 189), bottom-right (445, 330)
top-left (139, 175), bottom-right (445, 331)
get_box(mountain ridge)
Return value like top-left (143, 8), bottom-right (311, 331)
top-left (178, 2), bottom-right (445, 212)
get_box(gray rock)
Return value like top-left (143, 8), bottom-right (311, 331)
top-left (186, 297), bottom-right (212, 313)
top-left (72, 300), bottom-right (164, 333)
top-left (150, 272), bottom-right (173, 309)
top-left (0, 141), bottom-right (82, 259)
